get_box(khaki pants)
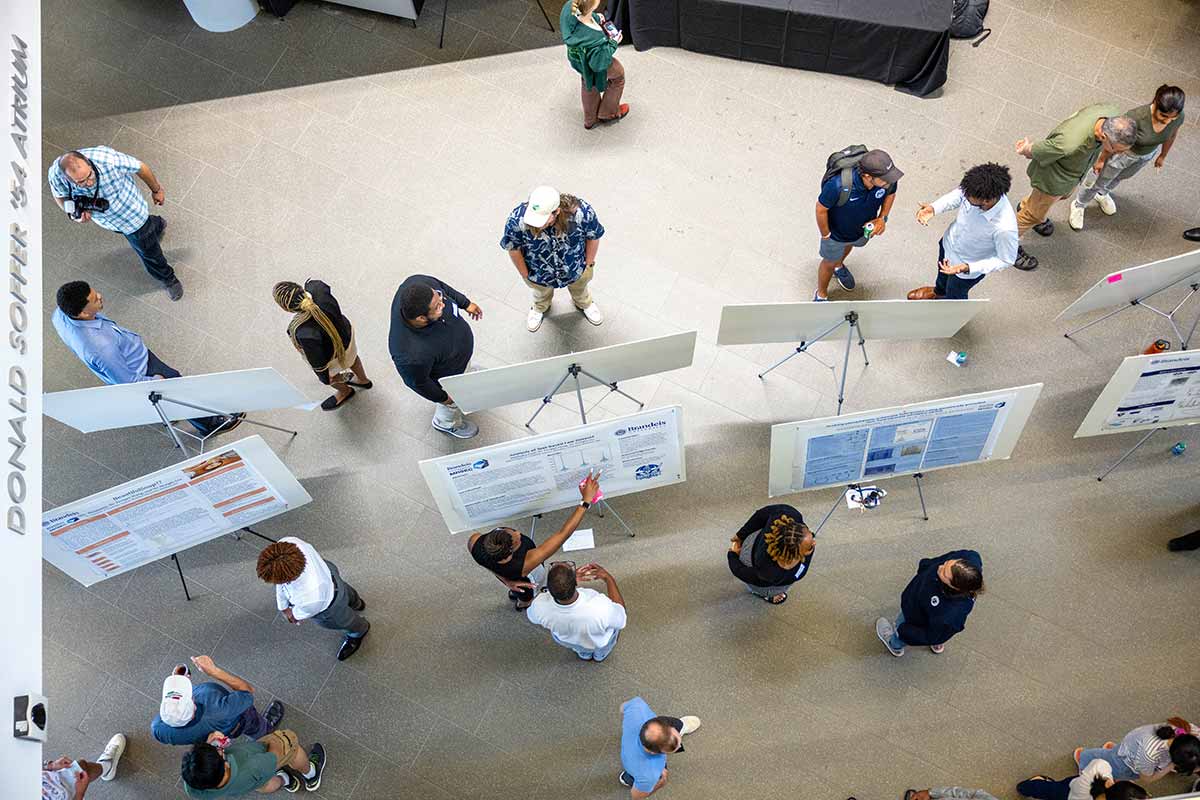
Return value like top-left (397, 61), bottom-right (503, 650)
top-left (581, 58), bottom-right (625, 128)
top-left (1015, 188), bottom-right (1067, 236)
top-left (525, 264), bottom-right (595, 313)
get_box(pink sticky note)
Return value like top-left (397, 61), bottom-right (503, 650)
top-left (1107, 273), bottom-right (1123, 284)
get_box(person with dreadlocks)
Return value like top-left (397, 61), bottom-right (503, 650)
top-left (272, 280), bottom-right (371, 411)
top-left (256, 538), bottom-right (369, 661)
top-left (726, 504), bottom-right (816, 605)
top-left (467, 471), bottom-right (601, 610)
top-left (560, 0), bottom-right (630, 130)
top-left (876, 550), bottom-right (983, 658)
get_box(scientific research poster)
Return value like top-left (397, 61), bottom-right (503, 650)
top-left (42, 436), bottom-right (310, 586)
top-left (421, 406), bottom-right (686, 533)
top-left (768, 386), bottom-right (1043, 496)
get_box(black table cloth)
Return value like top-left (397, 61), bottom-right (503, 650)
top-left (607, 0), bottom-right (951, 97)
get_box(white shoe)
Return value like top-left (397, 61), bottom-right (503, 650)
top-left (1068, 202), bottom-right (1085, 231)
top-left (580, 302), bottom-right (604, 326)
top-left (1096, 193), bottom-right (1116, 216)
top-left (679, 716), bottom-right (701, 735)
top-left (875, 617), bottom-right (905, 657)
top-left (98, 733), bottom-right (126, 781)
top-left (432, 417), bottom-right (479, 439)
top-left (526, 308), bottom-right (544, 332)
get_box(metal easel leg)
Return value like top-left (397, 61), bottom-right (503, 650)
top-left (1097, 428), bottom-right (1162, 481)
top-left (171, 554), bottom-right (192, 601)
top-left (439, 0), bottom-right (449, 48)
top-left (598, 499), bottom-right (635, 537)
top-left (571, 367), bottom-right (587, 424)
top-left (759, 317), bottom-right (848, 380)
top-left (149, 392), bottom-right (187, 451)
top-left (529, 513), bottom-right (540, 539)
top-left (534, 0), bottom-right (554, 31)
top-left (1064, 301), bottom-right (1139, 340)
top-left (526, 368), bottom-right (575, 428)
top-left (913, 472), bottom-right (929, 521)
top-left (577, 367), bottom-right (645, 411)
top-left (813, 485), bottom-right (852, 537)
top-left (835, 316), bottom-right (856, 415)
top-left (857, 323), bottom-right (870, 367)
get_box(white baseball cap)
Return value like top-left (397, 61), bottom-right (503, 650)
top-left (522, 186), bottom-right (560, 228)
top-left (159, 674), bottom-right (196, 727)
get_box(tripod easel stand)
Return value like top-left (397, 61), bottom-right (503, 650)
top-left (170, 527), bottom-right (278, 601)
top-left (148, 391), bottom-right (299, 454)
top-left (525, 362), bottom-right (645, 428)
top-left (812, 473), bottom-right (931, 536)
top-left (1064, 281), bottom-right (1200, 349)
top-left (759, 312), bottom-right (869, 415)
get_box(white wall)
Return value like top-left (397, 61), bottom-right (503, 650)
top-left (0, 0), bottom-right (43, 796)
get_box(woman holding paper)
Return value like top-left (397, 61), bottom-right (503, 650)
top-left (468, 472), bottom-right (601, 610)
top-left (727, 504), bottom-right (815, 605)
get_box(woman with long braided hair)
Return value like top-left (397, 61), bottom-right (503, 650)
top-left (272, 280), bottom-right (371, 411)
top-left (727, 504), bottom-right (816, 605)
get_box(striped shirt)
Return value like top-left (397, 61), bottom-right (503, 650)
top-left (47, 146), bottom-right (149, 234)
top-left (1118, 722), bottom-right (1200, 776)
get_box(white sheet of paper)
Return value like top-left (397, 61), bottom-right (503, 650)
top-left (562, 528), bottom-right (595, 552)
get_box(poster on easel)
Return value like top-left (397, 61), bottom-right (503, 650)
top-left (42, 435), bottom-right (310, 586)
top-left (1076, 350), bottom-right (1200, 437)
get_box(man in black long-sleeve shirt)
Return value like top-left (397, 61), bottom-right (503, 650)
top-left (388, 274), bottom-right (483, 439)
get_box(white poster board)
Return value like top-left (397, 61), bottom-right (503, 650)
top-left (420, 406), bottom-right (686, 533)
top-left (717, 299), bottom-right (986, 346)
top-left (42, 435), bottom-right (311, 586)
top-left (1075, 350), bottom-right (1200, 437)
top-left (439, 332), bottom-right (697, 414)
top-left (43, 367), bottom-right (312, 433)
top-left (768, 385), bottom-right (1043, 496)
top-left (1057, 249), bottom-right (1200, 320)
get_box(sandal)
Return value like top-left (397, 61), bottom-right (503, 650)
top-left (320, 388), bottom-right (355, 411)
top-left (346, 380), bottom-right (373, 389)
top-left (763, 592), bottom-right (788, 605)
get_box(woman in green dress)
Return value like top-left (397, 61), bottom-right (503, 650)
top-left (560, 0), bottom-right (630, 129)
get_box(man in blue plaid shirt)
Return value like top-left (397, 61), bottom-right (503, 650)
top-left (47, 146), bottom-right (184, 301)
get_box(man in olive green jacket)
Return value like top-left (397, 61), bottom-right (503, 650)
top-left (1012, 104), bottom-right (1136, 270)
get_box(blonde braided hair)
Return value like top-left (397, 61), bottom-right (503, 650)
top-left (763, 514), bottom-right (813, 567)
top-left (272, 281), bottom-right (346, 366)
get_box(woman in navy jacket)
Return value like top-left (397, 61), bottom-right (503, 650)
top-left (875, 549), bottom-right (983, 656)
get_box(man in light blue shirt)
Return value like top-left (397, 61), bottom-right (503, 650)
top-left (907, 163), bottom-right (1020, 300)
top-left (52, 281), bottom-right (237, 436)
top-left (47, 146), bottom-right (184, 301)
top-left (618, 697), bottom-right (701, 798)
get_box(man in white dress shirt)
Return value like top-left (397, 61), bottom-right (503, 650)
top-left (256, 537), bottom-right (370, 661)
top-left (526, 561), bottom-right (627, 662)
top-left (906, 163), bottom-right (1019, 300)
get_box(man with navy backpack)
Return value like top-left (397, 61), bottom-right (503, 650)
top-left (814, 148), bottom-right (903, 301)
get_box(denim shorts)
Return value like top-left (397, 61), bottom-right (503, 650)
top-left (819, 235), bottom-right (869, 260)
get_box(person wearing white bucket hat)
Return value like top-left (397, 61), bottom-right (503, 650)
top-left (501, 185), bottom-right (606, 332)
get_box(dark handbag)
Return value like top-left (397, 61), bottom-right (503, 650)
top-left (951, 0), bottom-right (992, 45)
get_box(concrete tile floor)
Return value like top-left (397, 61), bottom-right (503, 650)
top-left (39, 0), bottom-right (1200, 798)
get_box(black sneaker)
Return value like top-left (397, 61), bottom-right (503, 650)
top-left (1013, 247), bottom-right (1039, 271)
top-left (1033, 219), bottom-right (1054, 236)
top-left (1168, 530), bottom-right (1200, 551)
top-left (618, 771), bottom-right (634, 787)
top-left (281, 771), bottom-right (300, 793)
top-left (165, 279), bottom-right (184, 301)
top-left (263, 699), bottom-right (284, 729)
top-left (304, 744), bottom-right (326, 791)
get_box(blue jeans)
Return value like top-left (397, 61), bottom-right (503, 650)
top-left (555, 629), bottom-right (619, 662)
top-left (1077, 747), bottom-right (1137, 780)
top-left (935, 239), bottom-right (984, 299)
top-left (889, 610), bottom-right (906, 651)
top-left (122, 215), bottom-right (176, 284)
top-left (145, 350), bottom-right (227, 436)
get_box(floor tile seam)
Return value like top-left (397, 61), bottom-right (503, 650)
top-left (142, 33), bottom-right (243, 89)
top-left (331, 660), bottom-right (456, 732)
top-left (1099, 40), bottom-right (1200, 82)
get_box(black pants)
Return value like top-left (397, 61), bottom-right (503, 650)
top-left (145, 350), bottom-right (227, 435)
top-left (934, 239), bottom-right (984, 299)
top-left (1016, 776), bottom-right (1072, 800)
top-left (122, 215), bottom-right (176, 284)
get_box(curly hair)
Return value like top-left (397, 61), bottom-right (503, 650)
top-left (256, 541), bottom-right (307, 584)
top-left (763, 514), bottom-right (813, 567)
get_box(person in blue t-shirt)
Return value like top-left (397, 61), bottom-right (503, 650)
top-left (618, 697), bottom-right (701, 797)
top-left (814, 149), bottom-right (903, 300)
top-left (152, 656), bottom-right (284, 746)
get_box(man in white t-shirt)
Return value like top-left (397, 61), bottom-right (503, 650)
top-left (526, 561), bottom-right (627, 662)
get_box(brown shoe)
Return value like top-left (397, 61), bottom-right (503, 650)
top-left (907, 286), bottom-right (938, 300)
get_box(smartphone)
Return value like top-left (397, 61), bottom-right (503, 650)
top-left (602, 19), bottom-right (619, 40)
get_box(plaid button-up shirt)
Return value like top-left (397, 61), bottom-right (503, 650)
top-left (47, 146), bottom-right (149, 235)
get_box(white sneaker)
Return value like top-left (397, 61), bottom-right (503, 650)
top-left (875, 617), bottom-right (905, 657)
top-left (580, 302), bottom-right (604, 326)
top-left (432, 417), bottom-right (479, 439)
top-left (526, 308), bottom-right (544, 332)
top-left (679, 716), bottom-right (701, 735)
top-left (1068, 202), bottom-right (1085, 231)
top-left (98, 733), bottom-right (126, 781)
top-left (1096, 193), bottom-right (1116, 216)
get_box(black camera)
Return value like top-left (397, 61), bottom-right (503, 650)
top-left (63, 194), bottom-right (109, 220)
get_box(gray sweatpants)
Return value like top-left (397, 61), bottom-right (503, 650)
top-left (312, 560), bottom-right (368, 637)
top-left (1075, 145), bottom-right (1160, 206)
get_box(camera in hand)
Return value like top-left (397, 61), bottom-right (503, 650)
top-left (63, 194), bottom-right (109, 220)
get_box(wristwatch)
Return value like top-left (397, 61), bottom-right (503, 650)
top-left (883, 215), bottom-right (890, 222)
top-left (580, 500), bottom-right (591, 509)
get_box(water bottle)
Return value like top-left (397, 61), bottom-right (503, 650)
top-left (1172, 442), bottom-right (1187, 456)
top-left (955, 351), bottom-right (968, 366)
top-left (1144, 339), bottom-right (1171, 355)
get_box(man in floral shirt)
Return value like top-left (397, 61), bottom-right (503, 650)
top-left (501, 186), bottom-right (606, 332)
